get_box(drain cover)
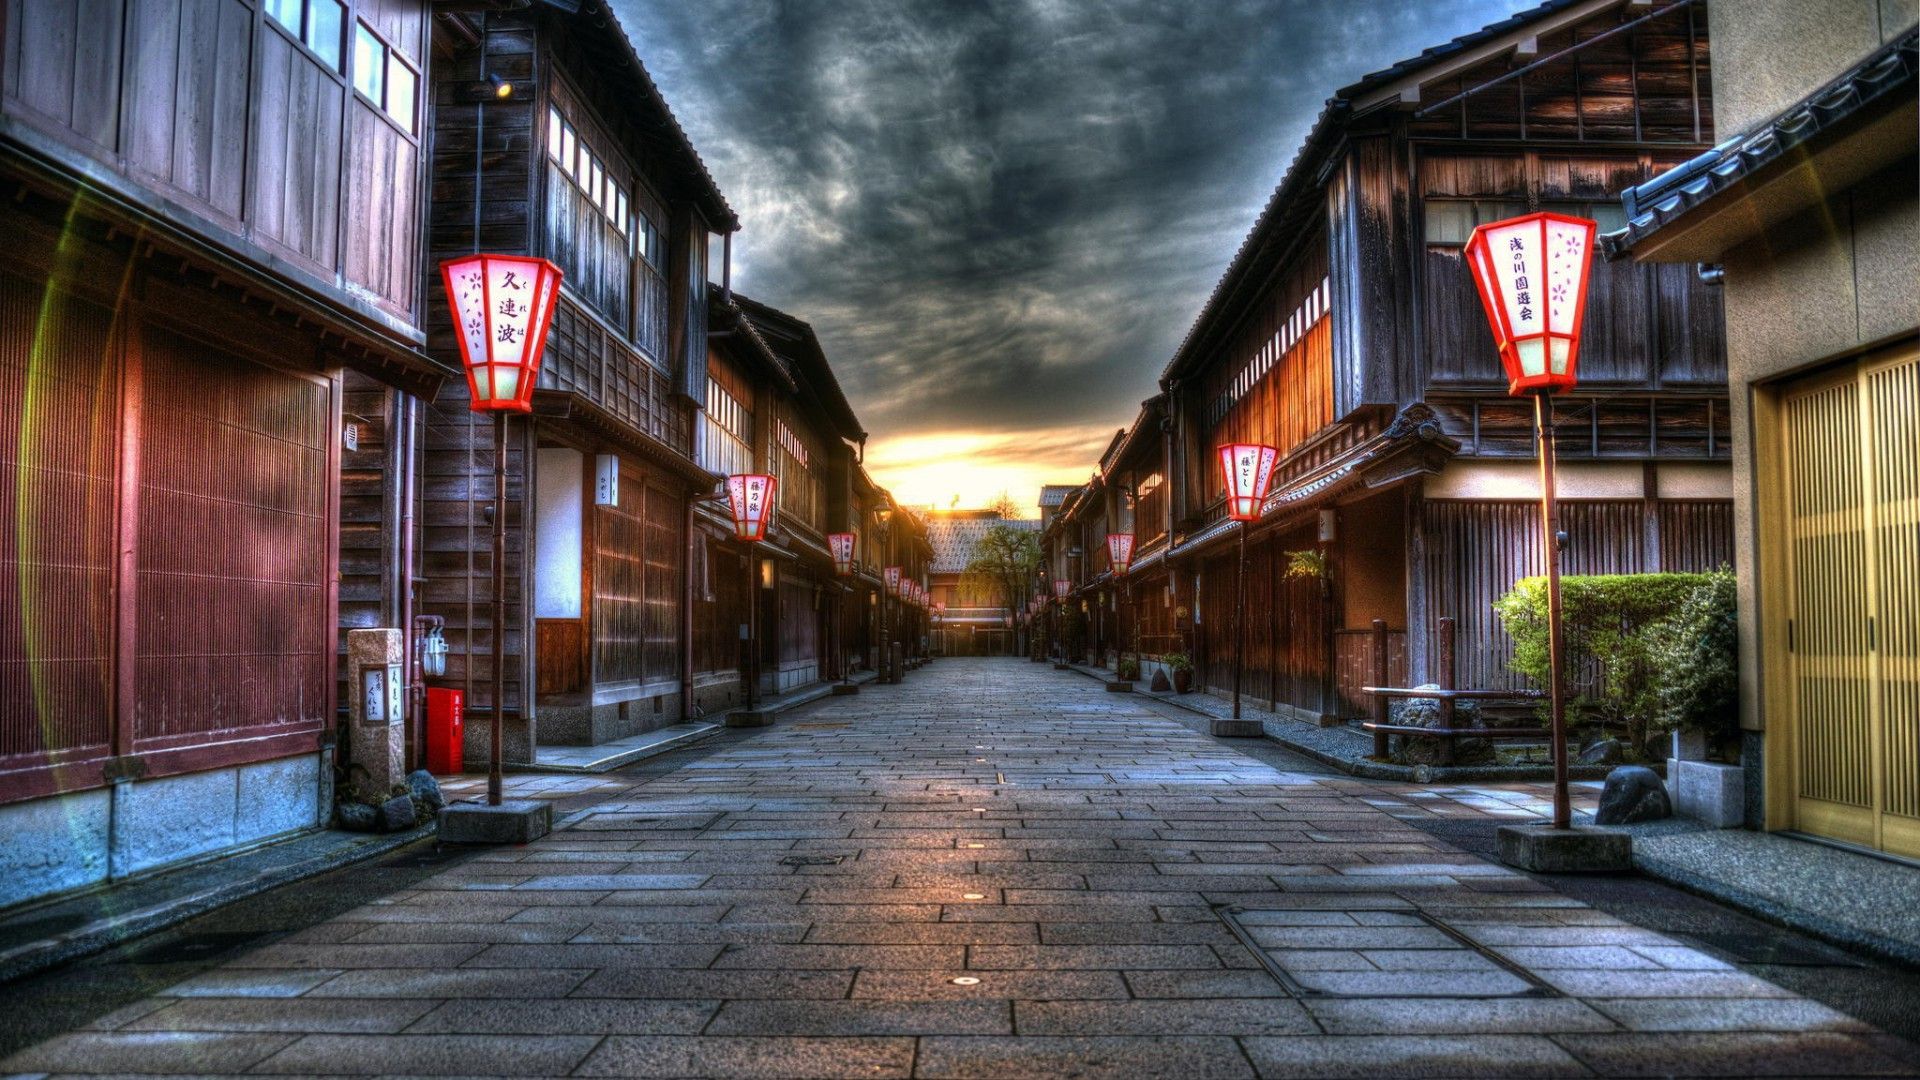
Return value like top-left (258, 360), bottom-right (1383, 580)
top-left (779, 854), bottom-right (847, 867)
top-left (1217, 905), bottom-right (1558, 998)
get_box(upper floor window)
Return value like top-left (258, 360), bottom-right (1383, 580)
top-left (351, 21), bottom-right (417, 134)
top-left (266, 0), bottom-right (345, 71)
top-left (1424, 198), bottom-right (1626, 247)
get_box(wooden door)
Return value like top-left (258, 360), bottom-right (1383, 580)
top-left (1780, 348), bottom-right (1920, 858)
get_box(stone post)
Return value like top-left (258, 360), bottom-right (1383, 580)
top-left (347, 628), bottom-right (406, 803)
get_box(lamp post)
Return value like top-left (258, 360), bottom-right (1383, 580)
top-left (1218, 443), bottom-right (1278, 721)
top-left (726, 473), bottom-right (778, 711)
top-left (440, 253), bottom-right (562, 806)
top-left (1464, 211), bottom-right (1597, 832)
top-left (829, 532), bottom-right (855, 682)
top-left (1107, 532), bottom-right (1134, 676)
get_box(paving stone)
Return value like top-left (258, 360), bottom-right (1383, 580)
top-left (0, 1031), bottom-right (296, 1074)
top-left (1555, 1031), bottom-right (1920, 1076)
top-left (1241, 1034), bottom-right (1590, 1078)
top-left (575, 1035), bottom-right (916, 1078)
top-left (915, 1035), bottom-right (1254, 1079)
top-left (707, 1000), bottom-right (1012, 1035)
top-left (250, 1032), bottom-right (600, 1075)
top-left (405, 998), bottom-right (718, 1034)
top-left (1304, 997), bottom-right (1619, 1035)
top-left (6, 658), bottom-right (1906, 1079)
top-left (1015, 998), bottom-right (1315, 1035)
top-left (850, 969), bottom-right (1131, 1000)
top-left (120, 998), bottom-right (438, 1034)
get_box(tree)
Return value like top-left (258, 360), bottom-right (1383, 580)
top-left (961, 523), bottom-right (1042, 629)
top-left (986, 491), bottom-right (1026, 520)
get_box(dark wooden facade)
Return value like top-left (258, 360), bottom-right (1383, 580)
top-left (410, 4), bottom-right (737, 760)
top-left (691, 292), bottom-right (889, 712)
top-left (1048, 0), bottom-right (1735, 719)
top-left (0, 0), bottom-right (450, 905)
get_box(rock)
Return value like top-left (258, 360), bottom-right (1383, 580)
top-left (1594, 765), bottom-right (1671, 825)
top-left (1577, 738), bottom-right (1624, 766)
top-left (406, 770), bottom-right (445, 812)
top-left (336, 801), bottom-right (377, 832)
top-left (1150, 669), bottom-right (1171, 692)
top-left (1387, 685), bottom-right (1483, 728)
top-left (379, 794), bottom-right (418, 832)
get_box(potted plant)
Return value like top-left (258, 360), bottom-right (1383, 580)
top-left (1117, 656), bottom-right (1140, 682)
top-left (1165, 652), bottom-right (1194, 693)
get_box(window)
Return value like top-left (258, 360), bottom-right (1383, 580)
top-left (1424, 198), bottom-right (1627, 246)
top-left (266, 0), bottom-right (346, 72)
top-left (386, 53), bottom-right (417, 133)
top-left (348, 20), bottom-right (416, 133)
top-left (351, 23), bottom-right (382, 101)
top-left (306, 0), bottom-right (344, 70)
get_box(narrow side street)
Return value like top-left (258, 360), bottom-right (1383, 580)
top-left (3, 658), bottom-right (1915, 1079)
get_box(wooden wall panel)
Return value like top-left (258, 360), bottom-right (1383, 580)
top-left (693, 537), bottom-right (747, 679)
top-left (132, 324), bottom-right (332, 743)
top-left (643, 483), bottom-right (681, 682)
top-left (251, 28), bottom-right (344, 273)
top-left (343, 106), bottom-right (420, 317)
top-left (123, 0), bottom-right (253, 224)
top-left (592, 462), bottom-right (647, 690)
top-left (0, 273), bottom-right (118, 766)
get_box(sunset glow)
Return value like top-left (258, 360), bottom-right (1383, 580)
top-left (862, 424), bottom-right (1116, 516)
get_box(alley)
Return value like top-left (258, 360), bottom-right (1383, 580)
top-left (5, 658), bottom-right (1917, 1079)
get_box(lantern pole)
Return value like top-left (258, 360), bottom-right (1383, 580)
top-left (745, 551), bottom-right (758, 710)
top-left (1232, 523), bottom-right (1247, 721)
top-left (488, 411), bottom-right (507, 807)
top-left (1535, 392), bottom-right (1571, 829)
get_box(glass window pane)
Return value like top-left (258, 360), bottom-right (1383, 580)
top-left (352, 23), bottom-right (383, 101)
top-left (560, 127), bottom-right (576, 178)
top-left (589, 159), bottom-right (602, 201)
top-left (1589, 201), bottom-right (1627, 232)
top-left (386, 53), bottom-right (416, 133)
top-left (265, 0), bottom-right (301, 34)
top-left (548, 109), bottom-right (564, 161)
top-left (306, 0), bottom-right (345, 70)
top-left (1424, 200), bottom-right (1474, 245)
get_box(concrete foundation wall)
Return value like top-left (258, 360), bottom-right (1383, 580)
top-left (0, 753), bottom-right (325, 912)
top-left (538, 690), bottom-right (686, 745)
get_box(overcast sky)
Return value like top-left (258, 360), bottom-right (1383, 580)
top-left (614, 0), bottom-right (1517, 514)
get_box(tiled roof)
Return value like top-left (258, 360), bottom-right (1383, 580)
top-left (1037, 485), bottom-right (1079, 508)
top-left (927, 518), bottom-right (1040, 574)
top-left (1606, 27), bottom-right (1917, 258)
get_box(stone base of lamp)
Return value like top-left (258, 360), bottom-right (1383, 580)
top-left (1496, 822), bottom-right (1632, 872)
top-left (440, 799), bottom-right (552, 845)
top-left (1210, 718), bottom-right (1264, 738)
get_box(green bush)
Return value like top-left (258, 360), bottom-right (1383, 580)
top-left (1494, 571), bottom-right (1731, 752)
top-left (1645, 570), bottom-right (1739, 738)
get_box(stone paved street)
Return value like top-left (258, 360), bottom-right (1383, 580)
top-left (6, 658), bottom-right (1918, 1079)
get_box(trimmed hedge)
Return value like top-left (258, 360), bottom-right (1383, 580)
top-left (1494, 570), bottom-right (1738, 751)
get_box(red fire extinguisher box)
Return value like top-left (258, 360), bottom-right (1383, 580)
top-left (426, 688), bottom-right (464, 775)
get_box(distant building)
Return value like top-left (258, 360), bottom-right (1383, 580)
top-left (927, 512), bottom-right (1040, 656)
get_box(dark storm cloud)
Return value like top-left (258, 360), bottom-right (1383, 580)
top-left (614, 0), bottom-right (1515, 440)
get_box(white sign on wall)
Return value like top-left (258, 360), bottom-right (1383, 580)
top-left (595, 454), bottom-right (619, 506)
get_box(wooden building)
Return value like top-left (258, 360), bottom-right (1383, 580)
top-left (1058, 0), bottom-right (1736, 722)
top-left (926, 511), bottom-right (1039, 656)
top-left (692, 292), bottom-right (870, 712)
top-left (0, 0), bottom-right (452, 907)
top-left (1611, 9), bottom-right (1916, 854)
top-left (406, 2), bottom-right (738, 764)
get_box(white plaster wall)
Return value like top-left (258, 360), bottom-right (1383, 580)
top-left (1423, 459), bottom-right (1729, 501)
top-left (534, 447), bottom-right (584, 619)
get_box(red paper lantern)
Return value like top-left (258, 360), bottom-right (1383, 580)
top-left (828, 533), bottom-right (856, 576)
top-left (1054, 579), bottom-right (1070, 598)
top-left (1463, 211), bottom-right (1597, 396)
top-left (884, 566), bottom-right (902, 595)
top-left (1107, 533), bottom-right (1135, 575)
top-left (1218, 443), bottom-right (1279, 522)
top-left (440, 254), bottom-right (563, 413)
top-left (726, 473), bottom-right (777, 542)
